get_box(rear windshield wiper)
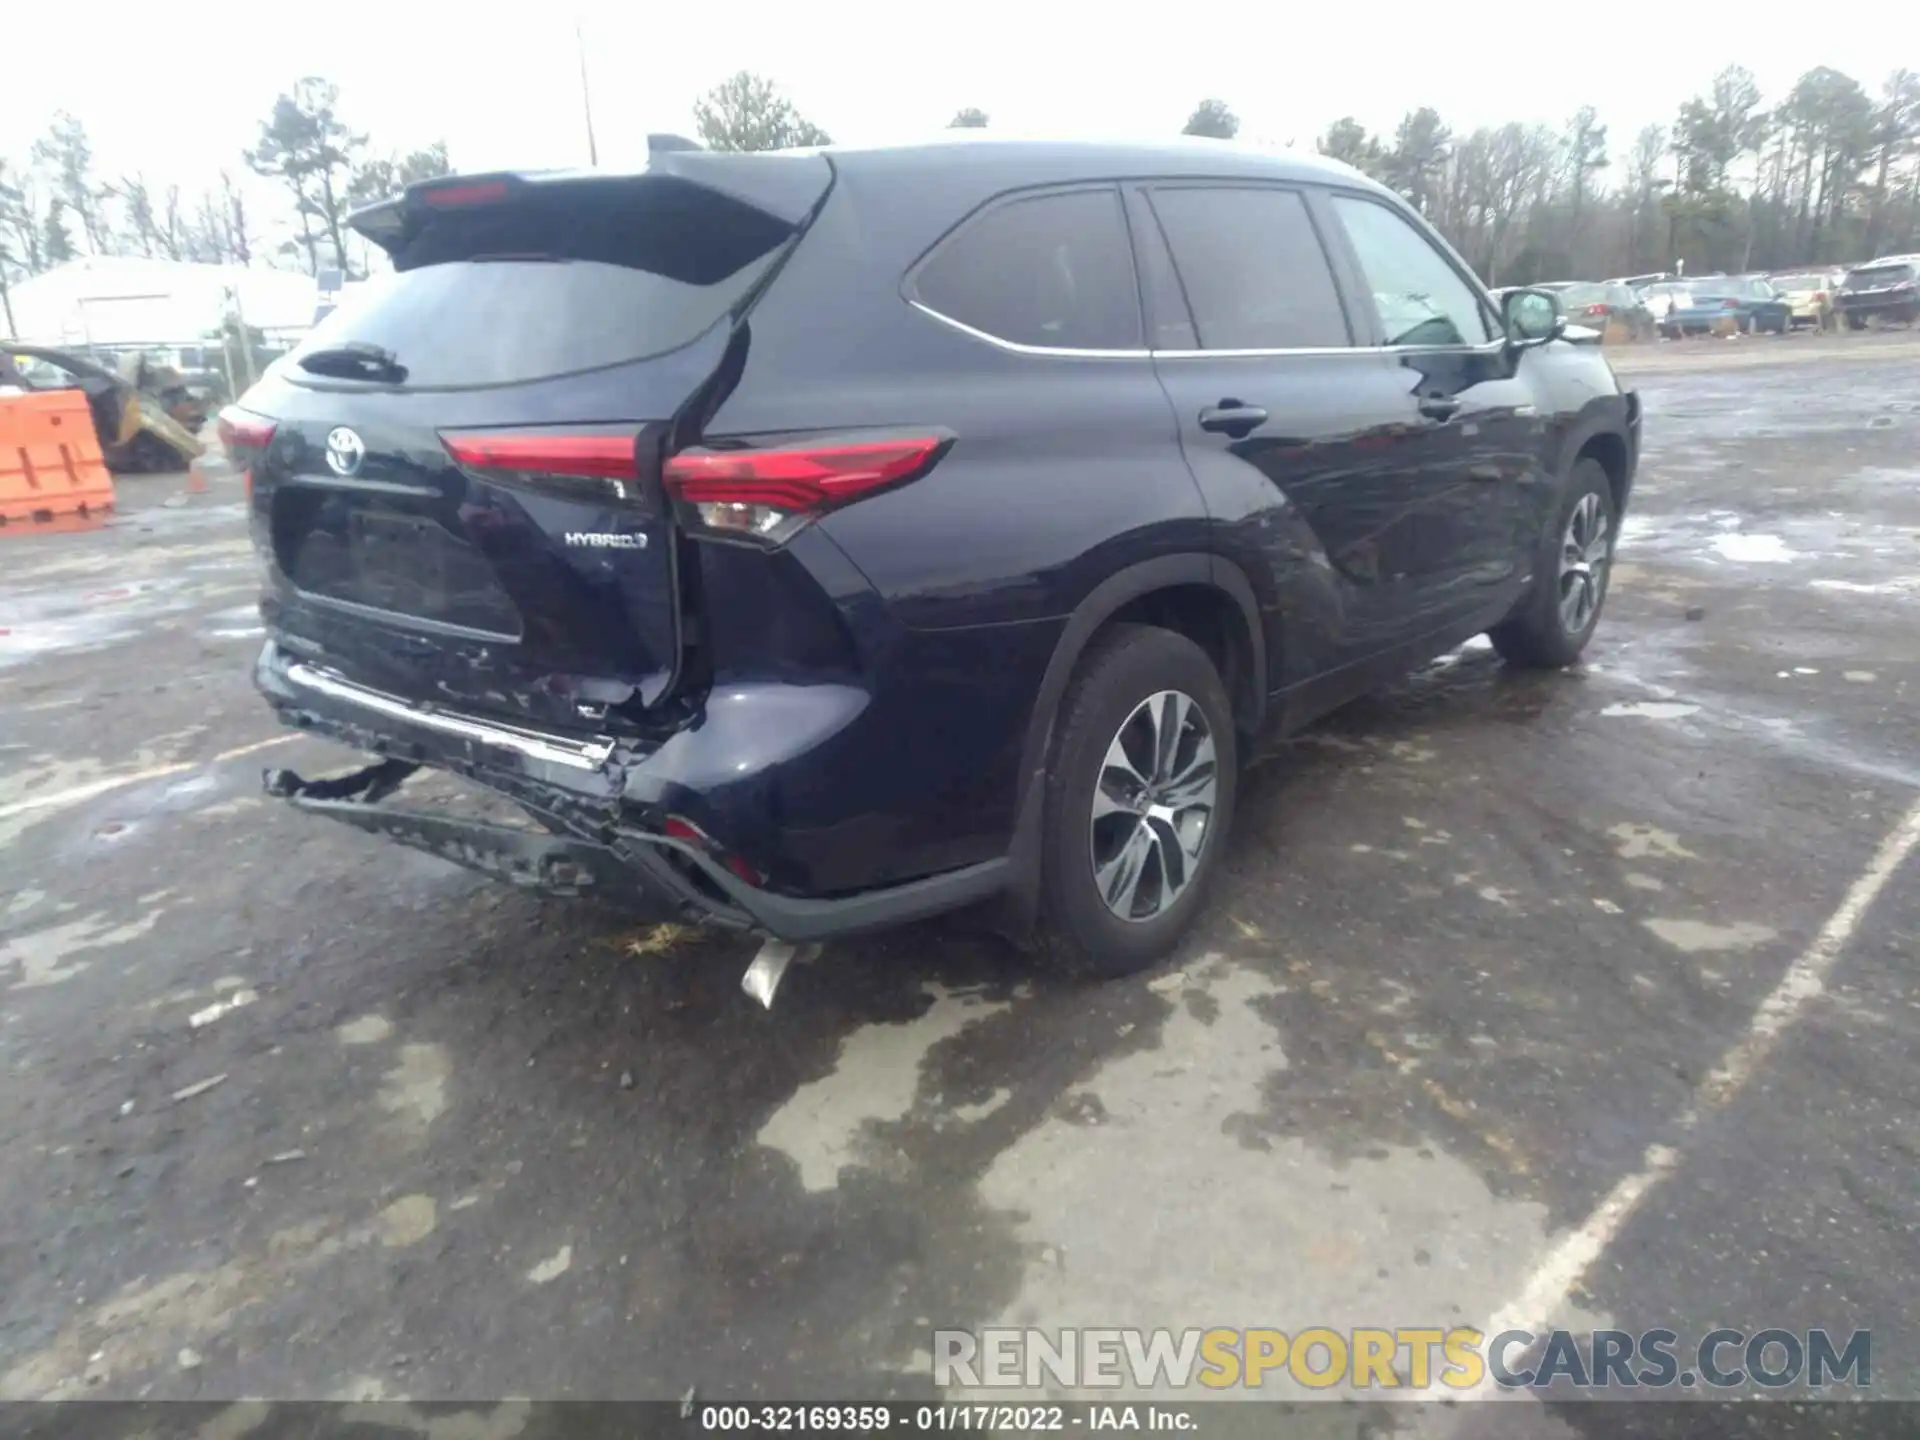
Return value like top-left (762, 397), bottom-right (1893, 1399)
top-left (297, 342), bottom-right (409, 383)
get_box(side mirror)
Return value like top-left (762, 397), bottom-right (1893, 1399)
top-left (1502, 288), bottom-right (1565, 348)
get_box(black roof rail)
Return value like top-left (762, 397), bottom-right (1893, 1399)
top-left (648, 134), bottom-right (704, 154)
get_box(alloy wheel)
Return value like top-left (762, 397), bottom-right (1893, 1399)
top-left (1559, 492), bottom-right (1612, 635)
top-left (1088, 690), bottom-right (1218, 922)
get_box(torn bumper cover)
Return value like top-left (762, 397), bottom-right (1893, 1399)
top-left (263, 756), bottom-right (1007, 941)
top-left (255, 652), bottom-right (1009, 942)
top-left (264, 761), bottom-right (657, 904)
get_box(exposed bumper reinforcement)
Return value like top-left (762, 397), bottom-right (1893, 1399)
top-left (282, 661), bottom-right (616, 772)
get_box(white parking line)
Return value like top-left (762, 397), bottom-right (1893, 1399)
top-left (1460, 790), bottom-right (1920, 1403)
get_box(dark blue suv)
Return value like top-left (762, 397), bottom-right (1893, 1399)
top-left (228, 135), bottom-right (1639, 979)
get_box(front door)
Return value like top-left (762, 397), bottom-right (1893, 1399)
top-left (1319, 192), bottom-right (1547, 629)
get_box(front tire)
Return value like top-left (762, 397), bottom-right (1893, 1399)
top-left (1846, 313), bottom-right (1868, 331)
top-left (1034, 625), bottom-right (1237, 978)
top-left (1488, 458), bottom-right (1617, 669)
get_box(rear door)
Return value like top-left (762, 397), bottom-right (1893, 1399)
top-left (1133, 181), bottom-right (1436, 681)
top-left (240, 164), bottom-right (828, 733)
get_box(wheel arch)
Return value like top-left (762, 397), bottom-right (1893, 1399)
top-left (1558, 407), bottom-right (1635, 518)
top-left (1000, 554), bottom-right (1264, 931)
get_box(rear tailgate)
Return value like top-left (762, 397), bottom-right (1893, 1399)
top-left (236, 156), bottom-right (832, 735)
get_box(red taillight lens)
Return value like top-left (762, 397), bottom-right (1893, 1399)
top-left (417, 179), bottom-right (510, 209)
top-left (1813, 292), bottom-right (1827, 302)
top-left (216, 406), bottom-right (276, 453)
top-left (442, 431), bottom-right (637, 481)
top-left (662, 435), bottom-right (947, 539)
top-left (216, 406), bottom-right (276, 499)
top-left (1584, 304), bottom-right (1610, 316)
top-left (1722, 299), bottom-right (1741, 310)
top-left (663, 815), bottom-right (764, 886)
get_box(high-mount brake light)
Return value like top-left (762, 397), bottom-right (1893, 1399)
top-left (662, 436), bottom-right (945, 539)
top-left (418, 180), bottom-right (510, 209)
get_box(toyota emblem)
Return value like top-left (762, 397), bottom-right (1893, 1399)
top-left (325, 426), bottom-right (365, 477)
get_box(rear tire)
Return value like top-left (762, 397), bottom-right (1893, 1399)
top-left (1846, 313), bottom-right (1868, 331)
top-left (1033, 624), bottom-right (1237, 979)
top-left (1488, 458), bottom-right (1617, 669)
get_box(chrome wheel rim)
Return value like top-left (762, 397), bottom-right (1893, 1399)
top-left (1089, 690), bottom-right (1218, 923)
top-left (1558, 492), bottom-right (1611, 635)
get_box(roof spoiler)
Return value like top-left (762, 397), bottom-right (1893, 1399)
top-left (347, 148), bottom-right (832, 257)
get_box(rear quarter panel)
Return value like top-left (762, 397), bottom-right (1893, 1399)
top-left (698, 173), bottom-right (1206, 883)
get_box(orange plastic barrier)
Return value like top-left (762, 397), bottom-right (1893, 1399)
top-left (0, 389), bottom-right (117, 534)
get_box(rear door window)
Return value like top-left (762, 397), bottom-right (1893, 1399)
top-left (1145, 186), bottom-right (1351, 350)
top-left (288, 179), bottom-right (799, 388)
top-left (1328, 194), bottom-right (1493, 346)
top-left (912, 189), bottom-right (1142, 351)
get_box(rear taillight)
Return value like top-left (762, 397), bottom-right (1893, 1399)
top-left (442, 431), bottom-right (636, 481)
top-left (440, 429), bottom-right (641, 503)
top-left (1813, 292), bottom-right (1827, 302)
top-left (1722, 299), bottom-right (1741, 310)
top-left (662, 434), bottom-right (949, 540)
top-left (1584, 304), bottom-right (1610, 316)
top-left (216, 406), bottom-right (277, 498)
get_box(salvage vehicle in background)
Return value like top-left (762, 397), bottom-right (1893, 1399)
top-left (229, 138), bottom-right (1639, 987)
top-left (4, 344), bottom-right (206, 472)
top-left (1836, 256), bottom-right (1920, 329)
top-left (1767, 270), bottom-right (1846, 331)
top-left (1659, 277), bottom-right (1792, 337)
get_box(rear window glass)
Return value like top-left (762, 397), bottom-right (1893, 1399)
top-left (1848, 264), bottom-right (1914, 285)
top-left (1147, 186), bottom-right (1351, 350)
top-left (290, 179), bottom-right (794, 388)
top-left (912, 189), bottom-right (1142, 351)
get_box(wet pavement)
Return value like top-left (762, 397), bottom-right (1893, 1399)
top-left (1, 333), bottom-right (1917, 1430)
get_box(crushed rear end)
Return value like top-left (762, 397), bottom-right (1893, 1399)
top-left (233, 146), bottom-right (1005, 942)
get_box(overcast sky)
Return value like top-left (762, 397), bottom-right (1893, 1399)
top-left (7, 0), bottom-right (1911, 254)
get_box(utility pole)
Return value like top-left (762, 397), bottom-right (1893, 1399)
top-left (576, 19), bottom-right (600, 167)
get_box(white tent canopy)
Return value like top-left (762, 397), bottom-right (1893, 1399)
top-left (5, 257), bottom-right (328, 349)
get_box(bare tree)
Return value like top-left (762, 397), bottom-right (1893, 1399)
top-left (1181, 99), bottom-right (1239, 140)
top-left (693, 72), bottom-right (831, 152)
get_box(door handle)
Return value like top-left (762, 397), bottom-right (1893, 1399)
top-left (1418, 396), bottom-right (1462, 421)
top-left (1199, 401), bottom-right (1269, 438)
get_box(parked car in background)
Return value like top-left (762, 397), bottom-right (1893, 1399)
top-left (1639, 281), bottom-right (1692, 325)
top-left (231, 138), bottom-right (1640, 981)
top-left (1611, 272), bottom-right (1674, 289)
top-left (1553, 282), bottom-right (1657, 341)
top-left (1766, 271), bottom-right (1845, 331)
top-left (1836, 256), bottom-right (1920, 329)
top-left (1660, 277), bottom-right (1792, 337)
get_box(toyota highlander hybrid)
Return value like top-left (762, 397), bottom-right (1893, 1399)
top-left (226, 135), bottom-right (1640, 989)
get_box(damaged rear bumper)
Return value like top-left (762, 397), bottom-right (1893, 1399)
top-left (256, 648), bottom-right (1009, 943)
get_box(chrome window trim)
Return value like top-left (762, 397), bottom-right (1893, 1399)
top-left (908, 300), bottom-right (1151, 359)
top-left (910, 299), bottom-right (1513, 363)
top-left (285, 662), bottom-right (616, 771)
